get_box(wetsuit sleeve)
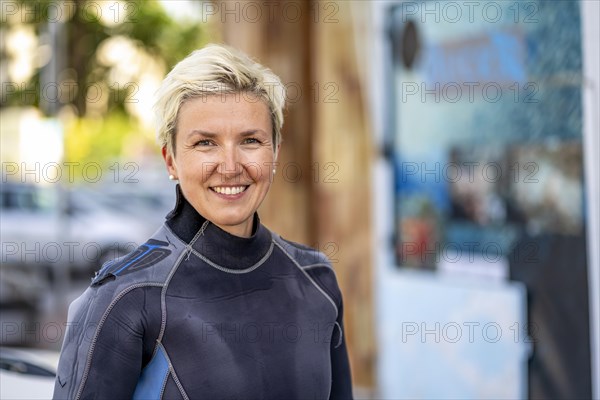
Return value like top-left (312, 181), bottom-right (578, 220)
top-left (53, 286), bottom-right (160, 399)
top-left (329, 299), bottom-right (354, 400)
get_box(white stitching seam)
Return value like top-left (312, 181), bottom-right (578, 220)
top-left (300, 263), bottom-right (332, 271)
top-left (165, 221), bottom-right (274, 275)
top-left (155, 221), bottom-right (207, 400)
top-left (156, 248), bottom-right (192, 343)
top-left (187, 241), bottom-right (274, 274)
top-left (74, 283), bottom-right (164, 400)
top-left (157, 342), bottom-right (188, 400)
top-left (158, 344), bottom-right (170, 399)
top-left (300, 263), bottom-right (344, 349)
top-left (273, 240), bottom-right (339, 319)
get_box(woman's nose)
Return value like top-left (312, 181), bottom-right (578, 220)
top-left (217, 147), bottom-right (243, 177)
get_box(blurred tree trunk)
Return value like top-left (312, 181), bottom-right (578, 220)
top-left (218, 0), bottom-right (375, 390)
top-left (67, 10), bottom-right (88, 115)
top-left (218, 0), bottom-right (315, 245)
top-left (311, 1), bottom-right (376, 390)
top-left (65, 1), bottom-right (108, 116)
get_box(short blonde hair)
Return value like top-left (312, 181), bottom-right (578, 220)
top-left (154, 44), bottom-right (286, 155)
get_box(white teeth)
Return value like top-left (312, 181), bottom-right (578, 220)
top-left (212, 186), bottom-right (247, 195)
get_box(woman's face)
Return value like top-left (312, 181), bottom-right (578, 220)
top-left (163, 94), bottom-right (278, 237)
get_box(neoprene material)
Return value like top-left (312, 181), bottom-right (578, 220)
top-left (53, 186), bottom-right (353, 399)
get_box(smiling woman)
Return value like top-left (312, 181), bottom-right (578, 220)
top-left (52, 44), bottom-right (353, 400)
top-left (165, 94), bottom-right (277, 238)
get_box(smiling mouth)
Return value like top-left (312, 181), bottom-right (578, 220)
top-left (210, 186), bottom-right (249, 195)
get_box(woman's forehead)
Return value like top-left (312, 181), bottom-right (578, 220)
top-left (180, 95), bottom-right (269, 118)
top-left (177, 95), bottom-right (271, 136)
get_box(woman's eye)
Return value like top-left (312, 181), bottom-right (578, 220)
top-left (243, 138), bottom-right (260, 144)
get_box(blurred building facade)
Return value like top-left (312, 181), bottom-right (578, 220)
top-left (367, 1), bottom-right (599, 399)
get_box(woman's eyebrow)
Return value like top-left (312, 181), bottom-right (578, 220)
top-left (187, 129), bottom-right (217, 138)
top-left (240, 129), bottom-right (267, 137)
top-left (187, 129), bottom-right (267, 138)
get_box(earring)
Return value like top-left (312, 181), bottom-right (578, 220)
top-left (169, 174), bottom-right (176, 181)
top-left (272, 169), bottom-right (276, 176)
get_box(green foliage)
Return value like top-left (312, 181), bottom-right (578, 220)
top-left (2, 0), bottom-right (206, 167)
top-left (63, 111), bottom-right (158, 174)
top-left (2, 0), bottom-right (205, 111)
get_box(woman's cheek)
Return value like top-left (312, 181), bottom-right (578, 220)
top-left (244, 163), bottom-right (263, 182)
top-left (190, 154), bottom-right (219, 175)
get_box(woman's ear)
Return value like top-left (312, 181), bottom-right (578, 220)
top-left (162, 146), bottom-right (178, 179)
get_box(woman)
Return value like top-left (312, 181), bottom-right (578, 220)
top-left (53, 44), bottom-right (353, 400)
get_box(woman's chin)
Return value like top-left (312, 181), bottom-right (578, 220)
top-left (210, 215), bottom-right (254, 234)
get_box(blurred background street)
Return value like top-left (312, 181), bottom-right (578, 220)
top-left (1, 1), bottom-right (599, 399)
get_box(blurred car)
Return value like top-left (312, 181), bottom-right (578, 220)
top-left (0, 347), bottom-right (58, 399)
top-left (1, 182), bottom-right (157, 277)
top-left (87, 184), bottom-right (175, 232)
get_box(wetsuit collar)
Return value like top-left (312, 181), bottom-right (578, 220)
top-left (165, 185), bottom-right (272, 270)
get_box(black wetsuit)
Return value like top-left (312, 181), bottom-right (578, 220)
top-left (53, 187), bottom-right (353, 399)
